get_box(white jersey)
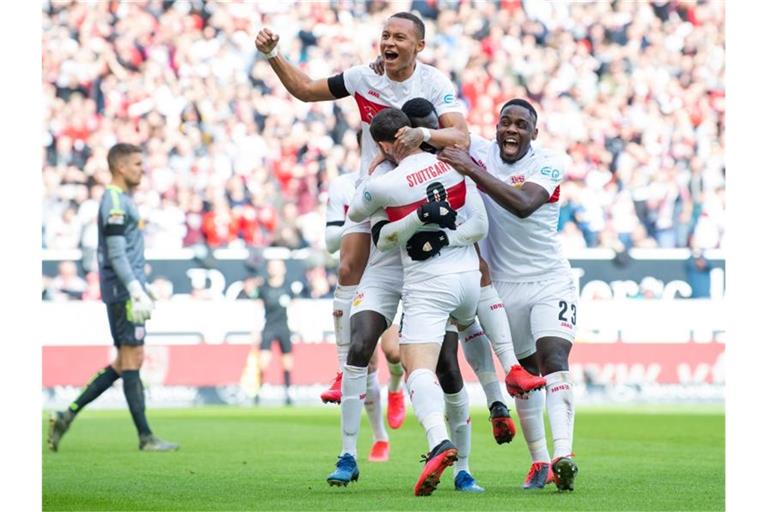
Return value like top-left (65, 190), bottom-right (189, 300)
top-left (469, 136), bottom-right (571, 282)
top-left (326, 173), bottom-right (357, 225)
top-left (337, 62), bottom-right (464, 178)
top-left (365, 161), bottom-right (403, 286)
top-left (354, 152), bottom-right (479, 284)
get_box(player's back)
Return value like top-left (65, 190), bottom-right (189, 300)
top-left (374, 152), bottom-right (478, 283)
top-left (97, 185), bottom-right (145, 303)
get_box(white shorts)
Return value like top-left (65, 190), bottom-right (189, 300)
top-left (494, 274), bottom-right (578, 359)
top-left (343, 218), bottom-right (370, 236)
top-left (350, 281), bottom-right (401, 326)
top-left (400, 270), bottom-right (481, 345)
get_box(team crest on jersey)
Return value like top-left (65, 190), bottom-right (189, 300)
top-left (352, 292), bottom-right (364, 307)
top-left (134, 326), bottom-right (145, 340)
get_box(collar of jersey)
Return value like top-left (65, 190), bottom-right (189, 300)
top-left (106, 184), bottom-right (124, 194)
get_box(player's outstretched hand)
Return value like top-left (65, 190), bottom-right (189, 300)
top-left (437, 146), bottom-right (477, 176)
top-left (417, 200), bottom-right (457, 229)
top-left (255, 28), bottom-right (280, 54)
top-left (369, 55), bottom-right (385, 75)
top-left (128, 281), bottom-right (155, 324)
top-left (406, 230), bottom-right (449, 261)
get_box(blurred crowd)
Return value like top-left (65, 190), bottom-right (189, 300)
top-left (42, 0), bottom-right (725, 297)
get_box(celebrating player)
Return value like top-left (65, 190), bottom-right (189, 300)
top-left (349, 108), bottom-right (487, 496)
top-left (399, 98), bottom-right (546, 444)
top-left (255, 12), bottom-right (469, 408)
top-left (324, 171), bottom-right (402, 461)
top-left (47, 143), bottom-right (178, 453)
top-left (438, 99), bottom-right (579, 491)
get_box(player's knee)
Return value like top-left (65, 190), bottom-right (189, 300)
top-left (347, 341), bottom-right (372, 368)
top-left (518, 354), bottom-right (540, 376)
top-left (538, 350), bottom-right (569, 375)
top-left (382, 344), bottom-right (399, 364)
top-left (479, 258), bottom-right (491, 287)
top-left (436, 364), bottom-right (463, 394)
top-left (338, 258), bottom-right (364, 285)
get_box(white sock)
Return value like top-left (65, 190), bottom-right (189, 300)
top-left (365, 371), bottom-right (388, 442)
top-left (545, 371), bottom-right (575, 459)
top-left (387, 361), bottom-right (404, 392)
top-left (407, 368), bottom-right (449, 451)
top-left (333, 284), bottom-right (356, 369)
top-left (459, 320), bottom-right (505, 408)
top-left (444, 386), bottom-right (471, 476)
top-left (340, 364), bottom-right (367, 457)
top-left (515, 388), bottom-right (550, 462)
top-left (476, 285), bottom-right (519, 371)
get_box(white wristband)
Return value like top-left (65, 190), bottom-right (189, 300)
top-left (419, 127), bottom-right (431, 142)
top-left (261, 47), bottom-right (279, 59)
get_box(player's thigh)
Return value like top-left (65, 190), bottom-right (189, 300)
top-left (350, 283), bottom-right (400, 328)
top-left (450, 270), bottom-right (482, 327)
top-left (107, 301), bottom-right (146, 349)
top-left (494, 281), bottom-right (536, 359)
top-left (530, 276), bottom-right (578, 344)
top-left (275, 329), bottom-right (293, 355)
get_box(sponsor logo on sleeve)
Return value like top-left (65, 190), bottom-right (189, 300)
top-left (540, 166), bottom-right (561, 181)
top-left (364, 191), bottom-right (372, 201)
top-left (443, 93), bottom-right (455, 104)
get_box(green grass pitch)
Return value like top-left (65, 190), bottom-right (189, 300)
top-left (43, 405), bottom-right (724, 511)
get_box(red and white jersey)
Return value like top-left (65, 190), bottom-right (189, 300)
top-left (340, 62), bottom-right (464, 177)
top-left (469, 135), bottom-right (571, 282)
top-left (354, 152), bottom-right (479, 283)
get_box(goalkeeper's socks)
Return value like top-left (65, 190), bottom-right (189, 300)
top-left (444, 386), bottom-right (471, 476)
top-left (122, 370), bottom-right (152, 437)
top-left (364, 371), bottom-right (388, 442)
top-left (459, 321), bottom-right (505, 408)
top-left (387, 361), bottom-right (404, 392)
top-left (545, 371), bottom-right (575, 459)
top-left (340, 364), bottom-right (367, 457)
top-left (516, 388), bottom-right (550, 462)
top-left (408, 368), bottom-right (448, 451)
top-left (476, 285), bottom-right (520, 372)
top-left (333, 285), bottom-right (356, 369)
top-left (69, 365), bottom-right (120, 416)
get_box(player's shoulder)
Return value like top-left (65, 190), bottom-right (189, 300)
top-left (531, 146), bottom-right (570, 169)
top-left (416, 61), bottom-right (449, 80)
top-left (342, 64), bottom-right (381, 88)
top-left (371, 160), bottom-right (395, 178)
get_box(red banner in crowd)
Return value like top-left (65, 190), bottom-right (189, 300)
top-left (42, 342), bottom-right (724, 388)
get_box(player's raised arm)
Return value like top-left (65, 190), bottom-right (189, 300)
top-left (438, 146), bottom-right (550, 219)
top-left (255, 28), bottom-right (339, 102)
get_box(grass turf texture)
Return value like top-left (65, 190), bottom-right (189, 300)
top-left (43, 405), bottom-right (724, 511)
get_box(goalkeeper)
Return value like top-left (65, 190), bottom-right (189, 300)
top-left (47, 143), bottom-right (178, 453)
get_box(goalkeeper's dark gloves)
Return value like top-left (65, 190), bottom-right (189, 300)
top-left (417, 201), bottom-right (457, 229)
top-left (406, 230), bottom-right (449, 261)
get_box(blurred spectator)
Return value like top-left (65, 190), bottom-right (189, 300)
top-left (47, 261), bottom-right (87, 301)
top-left (686, 250), bottom-right (712, 299)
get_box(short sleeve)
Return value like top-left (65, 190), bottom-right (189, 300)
top-left (325, 178), bottom-right (347, 225)
top-left (341, 65), bottom-right (368, 97)
top-left (428, 68), bottom-right (464, 117)
top-left (526, 152), bottom-right (569, 197)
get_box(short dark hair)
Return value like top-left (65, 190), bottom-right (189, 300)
top-left (370, 108), bottom-right (412, 143)
top-left (390, 12), bottom-right (425, 40)
top-left (107, 143), bottom-right (142, 172)
top-left (402, 97), bottom-right (437, 119)
top-left (500, 98), bottom-right (538, 124)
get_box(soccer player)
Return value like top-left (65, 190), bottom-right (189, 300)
top-left (324, 171), bottom-right (401, 461)
top-left (438, 99), bottom-right (579, 491)
top-left (254, 12), bottom-right (470, 408)
top-left (47, 143), bottom-right (178, 452)
top-left (253, 259), bottom-right (296, 406)
top-left (348, 109), bottom-right (487, 496)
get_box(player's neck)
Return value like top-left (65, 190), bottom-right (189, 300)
top-left (398, 148), bottom-right (423, 163)
top-left (268, 276), bottom-right (284, 287)
top-left (385, 61), bottom-right (417, 82)
top-left (109, 176), bottom-right (134, 194)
